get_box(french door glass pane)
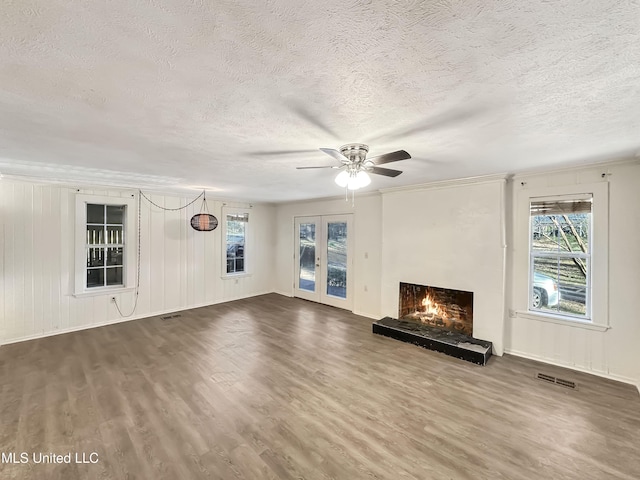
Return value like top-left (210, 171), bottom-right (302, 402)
top-left (326, 222), bottom-right (347, 299)
top-left (299, 223), bottom-right (316, 292)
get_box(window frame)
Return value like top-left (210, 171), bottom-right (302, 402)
top-left (528, 194), bottom-right (593, 320)
top-left (221, 207), bottom-right (251, 278)
top-left (515, 182), bottom-right (609, 329)
top-left (74, 194), bottom-right (137, 296)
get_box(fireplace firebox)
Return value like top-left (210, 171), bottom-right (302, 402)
top-left (398, 282), bottom-right (473, 336)
top-left (372, 282), bottom-right (492, 365)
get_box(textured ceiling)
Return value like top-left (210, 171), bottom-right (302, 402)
top-left (1, 0), bottom-right (639, 202)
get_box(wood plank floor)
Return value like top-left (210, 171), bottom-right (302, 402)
top-left (1, 293), bottom-right (639, 480)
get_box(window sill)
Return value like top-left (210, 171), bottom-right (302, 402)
top-left (514, 310), bottom-right (610, 331)
top-left (221, 273), bottom-right (252, 280)
top-left (73, 287), bottom-right (135, 298)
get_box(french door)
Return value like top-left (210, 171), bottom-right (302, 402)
top-left (294, 215), bottom-right (353, 310)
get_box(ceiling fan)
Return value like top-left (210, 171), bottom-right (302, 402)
top-left (296, 143), bottom-right (411, 190)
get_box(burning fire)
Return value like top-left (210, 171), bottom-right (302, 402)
top-left (421, 293), bottom-right (445, 317)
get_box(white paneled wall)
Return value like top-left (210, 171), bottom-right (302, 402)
top-left (0, 180), bottom-right (275, 344)
top-left (504, 161), bottom-right (640, 385)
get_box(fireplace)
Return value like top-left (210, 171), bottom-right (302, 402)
top-left (372, 281), bottom-right (491, 365)
top-left (399, 282), bottom-right (473, 336)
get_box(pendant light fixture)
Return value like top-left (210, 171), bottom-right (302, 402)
top-left (190, 191), bottom-right (218, 231)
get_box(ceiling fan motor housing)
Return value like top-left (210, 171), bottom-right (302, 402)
top-left (340, 144), bottom-right (369, 165)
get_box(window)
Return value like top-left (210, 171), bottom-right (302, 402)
top-left (75, 194), bottom-right (136, 295)
top-left (224, 210), bottom-right (248, 275)
top-left (516, 181), bottom-right (608, 328)
top-left (86, 204), bottom-right (126, 288)
top-left (529, 195), bottom-right (592, 319)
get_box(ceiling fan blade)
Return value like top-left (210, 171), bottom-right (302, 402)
top-left (319, 148), bottom-right (349, 163)
top-left (248, 149), bottom-right (318, 156)
top-left (368, 150), bottom-right (411, 165)
top-left (296, 166), bottom-right (339, 169)
top-left (369, 166), bottom-right (403, 177)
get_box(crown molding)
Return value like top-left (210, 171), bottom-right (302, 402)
top-left (379, 173), bottom-right (508, 195)
top-left (511, 157), bottom-right (640, 180)
top-left (0, 174), bottom-right (275, 207)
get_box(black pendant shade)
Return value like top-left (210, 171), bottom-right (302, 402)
top-left (190, 213), bottom-right (218, 231)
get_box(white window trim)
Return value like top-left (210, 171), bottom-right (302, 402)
top-left (514, 182), bottom-right (609, 329)
top-left (74, 194), bottom-right (137, 296)
top-left (221, 206), bottom-right (251, 279)
top-left (515, 310), bottom-right (609, 331)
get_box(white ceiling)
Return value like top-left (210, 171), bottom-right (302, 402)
top-left (1, 0), bottom-right (639, 202)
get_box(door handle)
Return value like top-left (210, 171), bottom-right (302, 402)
top-left (315, 263), bottom-right (320, 267)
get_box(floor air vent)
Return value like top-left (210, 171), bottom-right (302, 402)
top-left (161, 314), bottom-right (182, 320)
top-left (536, 373), bottom-right (576, 389)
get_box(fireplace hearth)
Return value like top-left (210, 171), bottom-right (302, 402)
top-left (373, 282), bottom-right (492, 365)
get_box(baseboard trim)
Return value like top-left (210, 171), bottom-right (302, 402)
top-left (1, 291), bottom-right (274, 346)
top-left (504, 348), bottom-right (638, 388)
top-left (273, 290), bottom-right (294, 298)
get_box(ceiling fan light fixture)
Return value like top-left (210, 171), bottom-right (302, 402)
top-left (334, 170), bottom-right (350, 187)
top-left (335, 170), bottom-right (371, 190)
top-left (348, 171), bottom-right (371, 190)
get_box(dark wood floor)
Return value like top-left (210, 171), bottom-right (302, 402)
top-left (1, 294), bottom-right (639, 480)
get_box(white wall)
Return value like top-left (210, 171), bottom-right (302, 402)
top-left (504, 161), bottom-right (640, 385)
top-left (380, 179), bottom-right (507, 355)
top-left (274, 194), bottom-right (383, 319)
top-left (0, 179), bottom-right (276, 344)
